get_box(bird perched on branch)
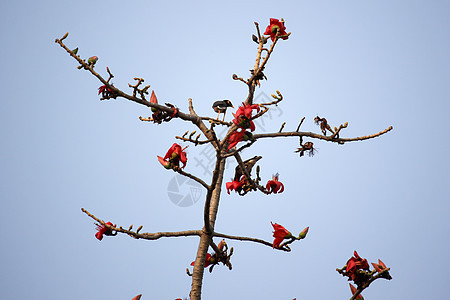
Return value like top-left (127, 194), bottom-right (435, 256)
top-left (212, 100), bottom-right (234, 121)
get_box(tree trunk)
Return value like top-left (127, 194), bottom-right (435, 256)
top-left (189, 159), bottom-right (226, 300)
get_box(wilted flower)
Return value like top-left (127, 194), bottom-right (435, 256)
top-left (295, 141), bottom-right (316, 157)
top-left (95, 221), bottom-right (116, 241)
top-left (266, 173), bottom-right (284, 193)
top-left (314, 116), bottom-right (334, 136)
top-left (271, 222), bottom-right (292, 248)
top-left (264, 18), bottom-right (289, 42)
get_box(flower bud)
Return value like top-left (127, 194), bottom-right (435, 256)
top-left (88, 56), bottom-right (98, 65)
top-left (298, 226), bottom-right (309, 239)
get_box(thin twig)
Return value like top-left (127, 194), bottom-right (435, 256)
top-left (331, 122), bottom-right (348, 139)
top-left (221, 140), bottom-right (256, 158)
top-left (232, 74), bottom-right (248, 85)
top-left (296, 117), bottom-right (305, 132)
top-left (175, 169), bottom-right (210, 190)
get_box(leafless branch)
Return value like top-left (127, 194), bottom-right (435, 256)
top-left (331, 122), bottom-right (348, 139)
top-left (232, 73), bottom-right (248, 85)
top-left (213, 232), bottom-right (291, 252)
top-left (296, 117), bottom-right (305, 132)
top-left (81, 208), bottom-right (201, 240)
top-left (253, 126), bottom-right (393, 144)
top-left (175, 168), bottom-right (210, 191)
top-left (221, 140), bottom-right (256, 158)
top-left (176, 130), bottom-right (214, 146)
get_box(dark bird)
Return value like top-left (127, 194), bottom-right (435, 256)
top-left (212, 100), bottom-right (234, 121)
top-left (234, 155), bottom-right (262, 181)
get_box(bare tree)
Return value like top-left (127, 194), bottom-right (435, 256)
top-left (56, 18), bottom-right (393, 300)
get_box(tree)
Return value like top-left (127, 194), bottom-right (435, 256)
top-left (56, 18), bottom-right (393, 300)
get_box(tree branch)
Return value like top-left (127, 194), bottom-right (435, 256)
top-left (175, 168), bottom-right (210, 191)
top-left (81, 208), bottom-right (201, 240)
top-left (213, 232), bottom-right (291, 252)
top-left (253, 126), bottom-right (393, 144)
top-left (233, 152), bottom-right (268, 194)
top-left (348, 268), bottom-right (392, 300)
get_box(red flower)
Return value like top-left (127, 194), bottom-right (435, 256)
top-left (150, 90), bottom-right (158, 104)
top-left (371, 259), bottom-right (387, 273)
top-left (235, 103), bottom-right (260, 119)
top-left (158, 143), bottom-right (188, 169)
top-left (95, 222), bottom-right (116, 241)
top-left (226, 176), bottom-right (247, 194)
top-left (98, 84), bottom-right (117, 99)
top-left (217, 239), bottom-right (226, 251)
top-left (233, 114), bottom-right (256, 131)
top-left (98, 84), bottom-right (113, 95)
top-left (264, 18), bottom-right (289, 42)
top-left (232, 103), bottom-right (259, 131)
top-left (346, 251), bottom-right (370, 281)
top-left (191, 253), bottom-right (212, 268)
top-left (227, 130), bottom-right (253, 150)
top-left (266, 173), bottom-right (284, 193)
top-left (271, 222), bottom-right (292, 248)
top-left (349, 283), bottom-right (363, 299)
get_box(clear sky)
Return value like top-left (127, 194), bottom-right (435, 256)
top-left (1, 1), bottom-right (449, 299)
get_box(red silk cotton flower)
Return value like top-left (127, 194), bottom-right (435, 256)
top-left (227, 130), bottom-right (253, 150)
top-left (95, 222), bottom-right (116, 241)
top-left (271, 222), bottom-right (292, 248)
top-left (266, 173), bottom-right (284, 193)
top-left (158, 143), bottom-right (188, 170)
top-left (235, 103), bottom-right (260, 119)
top-left (191, 253), bottom-right (212, 268)
top-left (371, 259), bottom-right (387, 273)
top-left (264, 18), bottom-right (289, 42)
top-left (232, 103), bottom-right (260, 131)
top-left (233, 115), bottom-right (255, 131)
top-left (226, 176), bottom-right (247, 194)
top-left (346, 251), bottom-right (370, 281)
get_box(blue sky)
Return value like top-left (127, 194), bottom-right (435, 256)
top-left (1, 1), bottom-right (449, 299)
